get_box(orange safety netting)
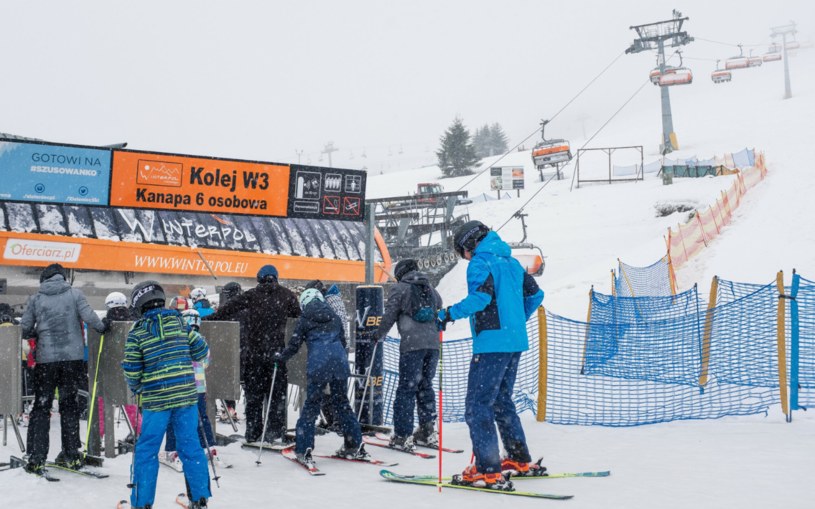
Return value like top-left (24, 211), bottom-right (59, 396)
top-left (667, 151), bottom-right (766, 269)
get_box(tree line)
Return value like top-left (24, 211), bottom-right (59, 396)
top-left (436, 118), bottom-right (509, 177)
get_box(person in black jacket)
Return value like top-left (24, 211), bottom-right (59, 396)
top-left (374, 259), bottom-right (442, 452)
top-left (275, 289), bottom-right (366, 466)
top-left (207, 265), bottom-right (300, 443)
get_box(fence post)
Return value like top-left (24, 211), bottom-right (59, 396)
top-left (790, 271), bottom-right (801, 413)
top-left (699, 276), bottom-right (718, 387)
top-left (775, 271), bottom-right (790, 421)
top-left (536, 307), bottom-right (548, 422)
top-left (580, 288), bottom-right (594, 375)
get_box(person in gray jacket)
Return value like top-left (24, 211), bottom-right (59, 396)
top-left (20, 263), bottom-right (109, 473)
top-left (374, 259), bottom-right (442, 451)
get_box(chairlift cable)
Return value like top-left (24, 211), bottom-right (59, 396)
top-left (695, 37), bottom-right (768, 48)
top-left (495, 52), bottom-right (672, 232)
top-left (454, 50), bottom-right (626, 193)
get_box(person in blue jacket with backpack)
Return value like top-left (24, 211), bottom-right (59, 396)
top-left (437, 220), bottom-right (544, 490)
top-left (375, 258), bottom-right (442, 452)
top-left (274, 288), bottom-right (368, 467)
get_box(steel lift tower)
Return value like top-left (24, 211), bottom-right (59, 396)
top-left (626, 10), bottom-right (693, 154)
top-left (771, 22), bottom-right (797, 99)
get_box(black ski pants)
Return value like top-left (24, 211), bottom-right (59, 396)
top-left (26, 360), bottom-right (86, 462)
top-left (244, 362), bottom-right (288, 442)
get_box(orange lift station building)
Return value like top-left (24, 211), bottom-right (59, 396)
top-left (0, 136), bottom-right (391, 306)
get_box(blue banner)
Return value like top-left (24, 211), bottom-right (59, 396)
top-left (0, 139), bottom-right (111, 206)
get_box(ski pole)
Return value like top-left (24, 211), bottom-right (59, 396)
top-left (83, 332), bottom-right (105, 459)
top-left (127, 395), bottom-right (142, 500)
top-left (437, 330), bottom-right (443, 493)
top-left (356, 340), bottom-right (380, 423)
top-left (198, 404), bottom-right (220, 488)
top-left (255, 363), bottom-right (278, 465)
top-left (219, 399), bottom-right (238, 432)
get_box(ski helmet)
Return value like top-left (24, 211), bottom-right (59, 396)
top-left (168, 296), bottom-right (192, 311)
top-left (105, 292), bottom-right (128, 310)
top-left (393, 259), bottom-right (419, 281)
top-left (131, 280), bottom-right (166, 315)
top-left (257, 264), bottom-right (278, 282)
top-left (299, 288), bottom-right (325, 310)
top-left (453, 220), bottom-right (490, 257)
top-left (305, 279), bottom-right (326, 295)
top-left (189, 287), bottom-right (207, 303)
top-left (221, 282), bottom-right (242, 302)
top-left (40, 263), bottom-right (67, 283)
top-left (181, 309), bottom-right (202, 329)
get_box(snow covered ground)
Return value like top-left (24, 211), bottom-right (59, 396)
top-left (3, 21), bottom-right (815, 509)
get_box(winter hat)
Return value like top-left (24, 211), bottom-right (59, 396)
top-left (257, 264), bottom-right (278, 282)
top-left (131, 280), bottom-right (166, 315)
top-left (394, 259), bottom-right (419, 281)
top-left (40, 263), bottom-right (67, 283)
top-left (453, 220), bottom-right (490, 257)
top-left (305, 279), bottom-right (326, 295)
top-left (105, 292), bottom-right (128, 310)
top-left (299, 288), bottom-right (325, 309)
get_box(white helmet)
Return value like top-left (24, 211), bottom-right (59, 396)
top-left (299, 288), bottom-right (325, 310)
top-left (105, 292), bottom-right (128, 310)
top-left (181, 309), bottom-right (202, 329)
top-left (189, 287), bottom-right (207, 303)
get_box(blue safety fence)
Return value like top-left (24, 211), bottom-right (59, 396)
top-left (614, 257), bottom-right (675, 297)
top-left (376, 273), bottom-right (814, 427)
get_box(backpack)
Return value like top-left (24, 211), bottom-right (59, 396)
top-left (406, 282), bottom-right (437, 323)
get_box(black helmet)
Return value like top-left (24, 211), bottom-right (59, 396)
top-left (453, 220), bottom-right (490, 257)
top-left (393, 259), bottom-right (418, 281)
top-left (40, 263), bottom-right (67, 283)
top-left (131, 280), bottom-right (166, 316)
top-left (221, 282), bottom-right (243, 302)
top-left (305, 279), bottom-right (326, 295)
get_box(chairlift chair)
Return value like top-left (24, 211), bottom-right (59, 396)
top-left (725, 44), bottom-right (749, 70)
top-left (762, 52), bottom-right (782, 63)
top-left (746, 56), bottom-right (763, 67)
top-left (508, 242), bottom-right (546, 276)
top-left (711, 69), bottom-right (732, 84)
top-left (531, 119), bottom-right (572, 170)
top-left (658, 67), bottom-right (692, 86)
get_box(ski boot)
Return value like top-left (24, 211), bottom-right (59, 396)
top-left (388, 434), bottom-right (415, 452)
top-left (501, 457), bottom-right (547, 477)
top-left (55, 449), bottom-right (85, 470)
top-left (411, 422), bottom-right (438, 448)
top-left (188, 497), bottom-right (207, 508)
top-left (206, 447), bottom-right (229, 469)
top-left (296, 448), bottom-right (317, 469)
top-left (160, 451), bottom-right (184, 472)
top-left (335, 443), bottom-right (371, 461)
top-left (24, 457), bottom-right (45, 475)
top-left (452, 464), bottom-right (514, 491)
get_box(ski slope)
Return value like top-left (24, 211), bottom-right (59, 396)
top-left (3, 26), bottom-right (815, 509)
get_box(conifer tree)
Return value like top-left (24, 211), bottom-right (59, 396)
top-left (488, 122), bottom-right (509, 156)
top-left (436, 118), bottom-right (479, 177)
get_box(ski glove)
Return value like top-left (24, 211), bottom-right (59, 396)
top-left (437, 307), bottom-right (454, 331)
top-left (101, 317), bottom-right (112, 333)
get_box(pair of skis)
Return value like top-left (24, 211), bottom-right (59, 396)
top-left (280, 445), bottom-right (399, 475)
top-left (8, 455), bottom-right (108, 482)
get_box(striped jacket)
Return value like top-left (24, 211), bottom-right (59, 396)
top-left (123, 308), bottom-right (209, 411)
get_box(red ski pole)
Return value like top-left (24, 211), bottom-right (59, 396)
top-left (437, 330), bottom-right (443, 493)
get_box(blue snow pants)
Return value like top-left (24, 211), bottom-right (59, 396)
top-left (165, 393), bottom-right (215, 451)
top-left (393, 349), bottom-right (439, 437)
top-left (295, 378), bottom-right (361, 456)
top-left (131, 404), bottom-right (211, 508)
top-left (465, 352), bottom-right (532, 474)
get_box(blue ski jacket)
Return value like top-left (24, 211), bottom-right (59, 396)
top-left (278, 299), bottom-right (350, 384)
top-left (448, 231), bottom-right (544, 354)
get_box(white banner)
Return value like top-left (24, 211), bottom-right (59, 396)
top-left (3, 238), bottom-right (81, 263)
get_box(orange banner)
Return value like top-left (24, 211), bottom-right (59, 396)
top-left (110, 150), bottom-right (291, 217)
top-left (0, 232), bottom-right (391, 283)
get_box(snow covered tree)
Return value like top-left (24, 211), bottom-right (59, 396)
top-left (437, 118), bottom-right (479, 177)
top-left (473, 124), bottom-right (491, 158)
top-left (488, 122), bottom-right (509, 156)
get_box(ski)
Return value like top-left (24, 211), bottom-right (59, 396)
top-left (379, 470), bottom-right (573, 500)
top-left (394, 470), bottom-right (610, 481)
top-left (314, 453), bottom-right (399, 467)
top-left (10, 456), bottom-right (59, 482)
top-left (373, 432), bottom-right (464, 453)
top-left (280, 447), bottom-right (326, 476)
top-left (174, 493), bottom-right (188, 508)
top-left (241, 439), bottom-right (295, 451)
top-left (363, 437), bottom-right (436, 458)
top-left (45, 461), bottom-right (109, 479)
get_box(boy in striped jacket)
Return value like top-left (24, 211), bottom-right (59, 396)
top-left (122, 281), bottom-right (211, 509)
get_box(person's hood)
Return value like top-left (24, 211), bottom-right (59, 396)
top-left (303, 299), bottom-right (334, 324)
top-left (474, 231), bottom-right (511, 258)
top-left (195, 299), bottom-right (212, 309)
top-left (39, 275), bottom-right (71, 296)
top-left (400, 270), bottom-right (431, 287)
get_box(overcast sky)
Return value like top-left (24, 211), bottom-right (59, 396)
top-left (1, 1), bottom-right (812, 174)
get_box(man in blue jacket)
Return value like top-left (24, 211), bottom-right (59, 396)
top-left (438, 220), bottom-right (544, 489)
